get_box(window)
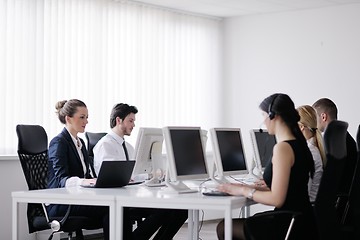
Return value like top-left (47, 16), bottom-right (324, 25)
top-left (0, 0), bottom-right (223, 155)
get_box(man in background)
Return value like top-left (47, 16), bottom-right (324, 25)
top-left (94, 103), bottom-right (187, 240)
top-left (312, 98), bottom-right (358, 232)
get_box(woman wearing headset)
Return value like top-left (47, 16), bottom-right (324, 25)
top-left (216, 93), bottom-right (317, 240)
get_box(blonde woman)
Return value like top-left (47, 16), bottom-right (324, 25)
top-left (297, 105), bottom-right (326, 202)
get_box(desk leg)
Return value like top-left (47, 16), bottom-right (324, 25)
top-left (224, 208), bottom-right (232, 240)
top-left (187, 210), bottom-right (199, 240)
top-left (110, 203), bottom-right (116, 240)
top-left (240, 205), bottom-right (250, 218)
top-left (12, 199), bottom-right (19, 240)
top-left (115, 204), bottom-right (123, 240)
top-left (193, 210), bottom-right (199, 240)
top-left (245, 205), bottom-right (250, 217)
top-left (188, 209), bottom-right (193, 240)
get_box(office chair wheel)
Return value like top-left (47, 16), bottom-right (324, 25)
top-left (50, 220), bottom-right (61, 232)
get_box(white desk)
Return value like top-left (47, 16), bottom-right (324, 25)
top-left (12, 188), bottom-right (117, 240)
top-left (113, 185), bottom-right (249, 240)
top-left (12, 185), bottom-right (250, 240)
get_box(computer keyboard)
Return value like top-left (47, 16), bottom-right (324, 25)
top-left (202, 190), bottom-right (231, 196)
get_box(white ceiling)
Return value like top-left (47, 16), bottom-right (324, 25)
top-left (130, 0), bottom-right (360, 18)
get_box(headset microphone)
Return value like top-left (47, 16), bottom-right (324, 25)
top-left (258, 122), bottom-right (264, 133)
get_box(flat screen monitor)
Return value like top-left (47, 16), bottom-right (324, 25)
top-left (210, 128), bottom-right (248, 183)
top-left (163, 126), bottom-right (209, 193)
top-left (132, 127), bottom-right (164, 185)
top-left (250, 129), bottom-right (276, 171)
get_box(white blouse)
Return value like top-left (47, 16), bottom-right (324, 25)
top-left (65, 128), bottom-right (87, 187)
top-left (307, 137), bottom-right (323, 202)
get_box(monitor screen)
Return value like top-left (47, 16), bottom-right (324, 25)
top-left (250, 129), bottom-right (276, 170)
top-left (210, 128), bottom-right (248, 180)
top-left (163, 126), bottom-right (209, 183)
top-left (132, 128), bottom-right (164, 177)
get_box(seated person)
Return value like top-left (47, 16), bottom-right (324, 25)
top-left (312, 98), bottom-right (357, 198)
top-left (216, 94), bottom-right (317, 240)
top-left (94, 103), bottom-right (188, 240)
top-left (297, 105), bottom-right (325, 202)
top-left (47, 99), bottom-right (110, 239)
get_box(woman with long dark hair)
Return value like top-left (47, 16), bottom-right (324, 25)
top-left (216, 93), bottom-right (317, 240)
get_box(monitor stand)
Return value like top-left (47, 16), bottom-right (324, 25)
top-left (145, 146), bottom-right (166, 187)
top-left (145, 168), bottom-right (166, 187)
top-left (209, 163), bottom-right (230, 184)
top-left (163, 172), bottom-right (197, 194)
top-left (249, 156), bottom-right (263, 179)
top-left (211, 175), bottom-right (230, 185)
top-left (165, 181), bottom-right (198, 193)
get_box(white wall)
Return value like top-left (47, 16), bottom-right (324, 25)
top-left (223, 4), bottom-right (360, 159)
top-left (0, 157), bottom-right (33, 240)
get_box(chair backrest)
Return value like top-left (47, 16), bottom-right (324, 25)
top-left (16, 124), bottom-right (49, 233)
top-left (341, 124), bottom-right (360, 232)
top-left (85, 132), bottom-right (106, 158)
top-left (16, 124), bottom-right (48, 191)
top-left (314, 120), bottom-right (348, 239)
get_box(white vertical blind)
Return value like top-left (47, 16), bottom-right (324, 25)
top-left (0, 0), bottom-right (223, 155)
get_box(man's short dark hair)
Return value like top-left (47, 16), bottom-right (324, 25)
top-left (110, 103), bottom-right (138, 128)
top-left (312, 98), bottom-right (338, 120)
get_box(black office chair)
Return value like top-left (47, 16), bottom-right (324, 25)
top-left (84, 132), bottom-right (106, 164)
top-left (244, 210), bottom-right (301, 240)
top-left (338, 124), bottom-right (360, 238)
top-left (314, 120), bottom-right (349, 239)
top-left (16, 125), bottom-right (102, 240)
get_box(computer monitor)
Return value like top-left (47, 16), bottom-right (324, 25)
top-left (210, 128), bottom-right (248, 183)
top-left (163, 126), bottom-right (209, 193)
top-left (250, 129), bottom-right (276, 173)
top-left (132, 127), bottom-right (165, 185)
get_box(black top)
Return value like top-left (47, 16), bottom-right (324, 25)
top-left (263, 140), bottom-right (318, 239)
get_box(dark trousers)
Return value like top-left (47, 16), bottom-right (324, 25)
top-left (47, 204), bottom-right (116, 240)
top-left (48, 205), bottom-right (187, 240)
top-left (132, 208), bottom-right (188, 240)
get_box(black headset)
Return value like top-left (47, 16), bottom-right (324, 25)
top-left (268, 94), bottom-right (279, 120)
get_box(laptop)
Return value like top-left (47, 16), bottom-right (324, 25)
top-left (81, 160), bottom-right (135, 188)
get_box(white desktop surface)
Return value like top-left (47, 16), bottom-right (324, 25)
top-left (12, 184), bottom-right (250, 240)
top-left (12, 187), bottom-right (117, 240)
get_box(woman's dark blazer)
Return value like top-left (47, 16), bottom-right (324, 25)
top-left (48, 127), bottom-right (94, 189)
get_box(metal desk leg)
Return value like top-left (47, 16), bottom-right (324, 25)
top-left (193, 210), bottom-right (199, 240)
top-left (188, 209), bottom-right (193, 240)
top-left (12, 198), bottom-right (19, 240)
top-left (224, 208), bottom-right (232, 240)
top-left (188, 209), bottom-right (199, 240)
top-left (240, 205), bottom-right (250, 218)
top-left (115, 204), bottom-right (122, 240)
